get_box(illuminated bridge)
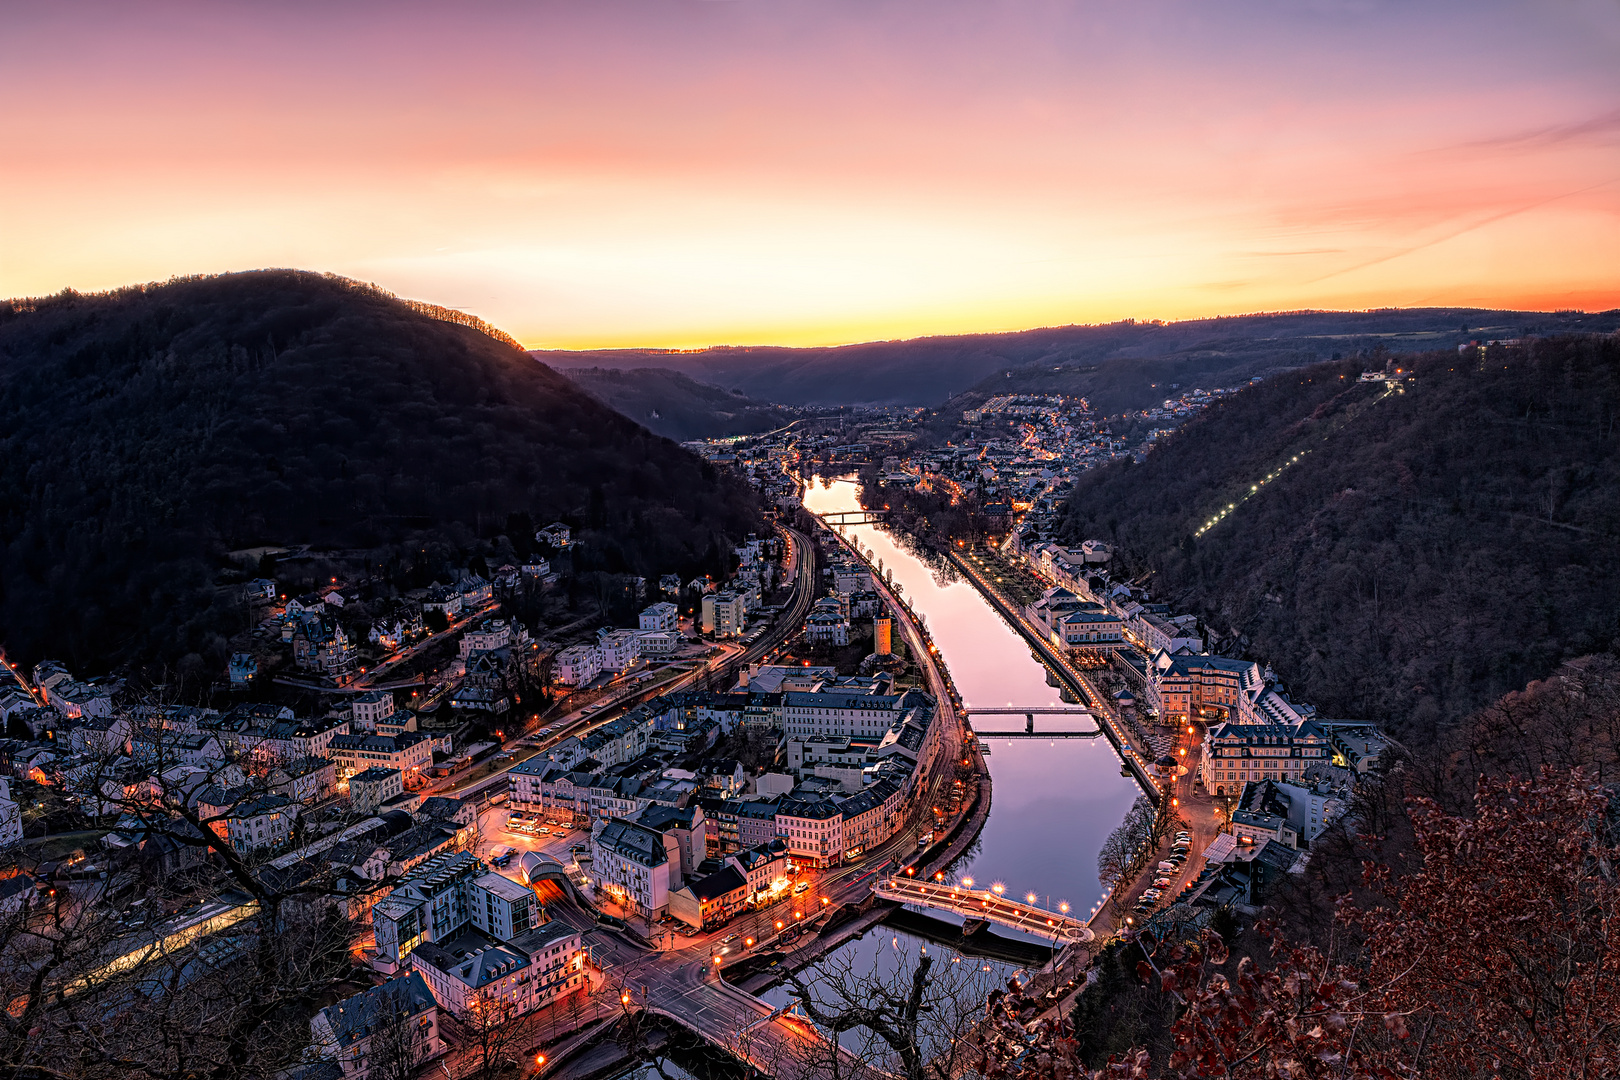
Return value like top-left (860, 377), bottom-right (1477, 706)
top-left (963, 706), bottom-right (1102, 737)
top-left (873, 877), bottom-right (1093, 943)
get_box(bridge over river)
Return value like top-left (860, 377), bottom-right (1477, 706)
top-left (963, 706), bottom-right (1103, 738)
top-left (873, 878), bottom-right (1094, 944)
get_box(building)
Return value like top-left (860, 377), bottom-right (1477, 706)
top-left (1201, 720), bottom-right (1333, 796)
top-left (872, 616), bottom-right (892, 656)
top-left (634, 630), bottom-right (680, 660)
top-left (597, 630), bottom-right (642, 674)
top-left (639, 602), bottom-right (678, 632)
top-left (350, 767), bottom-right (404, 815)
top-left (459, 617), bottom-right (522, 659)
top-left (350, 692), bottom-right (396, 732)
top-left (409, 920), bottom-right (587, 1020)
top-left (196, 789), bottom-right (299, 853)
top-left (804, 610), bottom-right (849, 647)
top-left (369, 851), bottom-right (539, 972)
top-left (701, 591), bottom-right (747, 637)
top-left (552, 644), bottom-right (602, 687)
top-left (589, 817), bottom-right (678, 919)
top-left (227, 653), bottom-right (258, 686)
top-left (1147, 651), bottom-right (1261, 725)
top-left (775, 797), bottom-right (844, 869)
top-left (328, 732), bottom-right (433, 783)
top-left (668, 865), bottom-right (748, 931)
top-left (309, 971), bottom-right (443, 1080)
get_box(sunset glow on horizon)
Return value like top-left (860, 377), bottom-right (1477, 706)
top-left (3, 0), bottom-right (1618, 349)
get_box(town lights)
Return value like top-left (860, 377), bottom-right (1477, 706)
top-left (962, 877), bottom-right (974, 888)
top-left (536, 1055), bottom-right (546, 1068)
top-left (1059, 902), bottom-right (1070, 913)
top-left (1026, 892), bottom-right (1038, 905)
top-left (991, 883), bottom-right (1005, 896)
top-left (776, 920), bottom-right (784, 930)
top-left (621, 993), bottom-right (632, 1005)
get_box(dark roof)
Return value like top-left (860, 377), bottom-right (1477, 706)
top-left (690, 865), bottom-right (747, 902)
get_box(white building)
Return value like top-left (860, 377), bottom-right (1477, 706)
top-left (597, 630), bottom-right (642, 674)
top-left (327, 732), bottom-right (433, 782)
top-left (634, 630), bottom-right (680, 659)
top-left (639, 602), bottom-right (678, 632)
top-left (350, 691), bottom-right (395, 732)
top-left (552, 644), bottom-right (602, 687)
top-left (701, 591), bottom-right (747, 637)
top-left (589, 818), bottom-right (679, 918)
top-left (409, 920), bottom-right (587, 1020)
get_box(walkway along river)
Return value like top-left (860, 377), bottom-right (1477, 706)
top-left (801, 477), bottom-right (1142, 927)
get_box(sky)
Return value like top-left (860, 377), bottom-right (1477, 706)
top-left (3, 0), bottom-right (1618, 349)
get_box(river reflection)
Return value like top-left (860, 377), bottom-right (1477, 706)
top-left (802, 476), bottom-right (1141, 917)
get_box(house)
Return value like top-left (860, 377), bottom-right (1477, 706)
top-left (596, 630), bottom-right (642, 674)
top-left (228, 653), bottom-right (258, 686)
top-left (196, 787), bottom-right (299, 853)
top-left (269, 756), bottom-right (337, 804)
top-left (552, 644), bottom-right (602, 687)
top-left (350, 767), bottom-right (404, 815)
top-left (457, 574), bottom-right (492, 606)
top-left (1200, 720), bottom-right (1333, 796)
top-left (589, 817), bottom-right (678, 919)
top-left (0, 779), bottom-right (22, 848)
top-left (668, 865), bottom-right (748, 931)
top-left (774, 797), bottom-right (843, 869)
top-left (804, 610), bottom-right (849, 646)
top-left (309, 971), bottom-right (443, 1080)
top-left (247, 578), bottom-right (278, 601)
top-left (701, 591), bottom-right (747, 637)
top-left (536, 523), bottom-right (571, 548)
top-left (421, 587), bottom-right (462, 618)
top-left (639, 602), bottom-right (679, 632)
top-left (634, 630), bottom-right (679, 660)
top-left (659, 574), bottom-right (683, 595)
top-left (49, 681), bottom-right (116, 720)
top-left (285, 593), bottom-right (327, 617)
top-left (521, 558), bottom-right (552, 578)
top-left (327, 732), bottom-right (433, 783)
top-left (459, 618), bottom-right (521, 659)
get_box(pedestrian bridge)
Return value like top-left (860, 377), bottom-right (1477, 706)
top-left (873, 878), bottom-right (1093, 943)
top-left (963, 706), bottom-right (1102, 737)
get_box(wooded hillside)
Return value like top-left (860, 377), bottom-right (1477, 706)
top-left (1059, 335), bottom-right (1620, 746)
top-left (0, 272), bottom-right (761, 671)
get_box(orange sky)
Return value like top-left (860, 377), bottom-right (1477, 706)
top-left (3, 1), bottom-right (1618, 348)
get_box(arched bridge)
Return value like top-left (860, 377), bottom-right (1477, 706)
top-left (874, 878), bottom-right (1093, 943)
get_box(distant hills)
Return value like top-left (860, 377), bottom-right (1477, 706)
top-left (562, 366), bottom-right (793, 442)
top-left (535, 308), bottom-right (1620, 409)
top-left (0, 272), bottom-right (761, 671)
top-left (1057, 334), bottom-right (1620, 747)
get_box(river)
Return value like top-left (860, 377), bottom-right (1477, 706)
top-left (801, 476), bottom-right (1142, 919)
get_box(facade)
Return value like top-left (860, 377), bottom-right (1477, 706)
top-left (701, 591), bottom-right (747, 637)
top-left (775, 797), bottom-right (844, 868)
top-left (1201, 720), bottom-right (1333, 796)
top-left (409, 920), bottom-right (586, 1020)
top-left (369, 851), bottom-right (539, 971)
top-left (350, 767), bottom-right (404, 815)
top-left (552, 645), bottom-right (602, 687)
top-left (639, 602), bottom-right (679, 632)
top-left (589, 818), bottom-right (678, 918)
top-left (350, 692), bottom-right (395, 732)
top-left (310, 972), bottom-right (443, 1080)
top-left (327, 732), bottom-right (433, 782)
top-left (1147, 651), bottom-right (1261, 725)
top-left (597, 631), bottom-right (642, 674)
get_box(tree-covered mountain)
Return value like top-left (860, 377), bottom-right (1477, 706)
top-left (535, 308), bottom-right (1620, 408)
top-left (562, 366), bottom-right (793, 441)
top-left (1057, 335), bottom-right (1620, 747)
top-left (0, 271), bottom-right (761, 672)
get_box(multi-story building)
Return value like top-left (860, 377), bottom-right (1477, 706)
top-left (350, 767), bottom-right (404, 815)
top-left (634, 630), bottom-right (680, 660)
top-left (409, 920), bottom-right (586, 1020)
top-left (1147, 651), bottom-right (1261, 725)
top-left (328, 731), bottom-right (433, 784)
top-left (1200, 720), bottom-right (1333, 796)
top-left (782, 687), bottom-right (906, 739)
top-left (701, 591), bottom-right (747, 637)
top-left (552, 644), bottom-right (602, 687)
top-left (351, 691), bottom-right (396, 732)
top-left (775, 797), bottom-right (844, 868)
top-left (596, 630), bottom-right (642, 674)
top-left (639, 602), bottom-right (679, 632)
top-left (310, 971), bottom-right (443, 1080)
top-left (369, 851), bottom-right (539, 972)
top-left (589, 818), bottom-right (679, 918)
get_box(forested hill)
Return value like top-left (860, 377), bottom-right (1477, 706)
top-left (535, 308), bottom-right (1620, 408)
top-left (1058, 335), bottom-right (1620, 747)
top-left (563, 366), bottom-right (793, 441)
top-left (0, 271), bottom-right (761, 670)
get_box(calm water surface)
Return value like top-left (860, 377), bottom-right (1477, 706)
top-left (801, 476), bottom-right (1142, 918)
